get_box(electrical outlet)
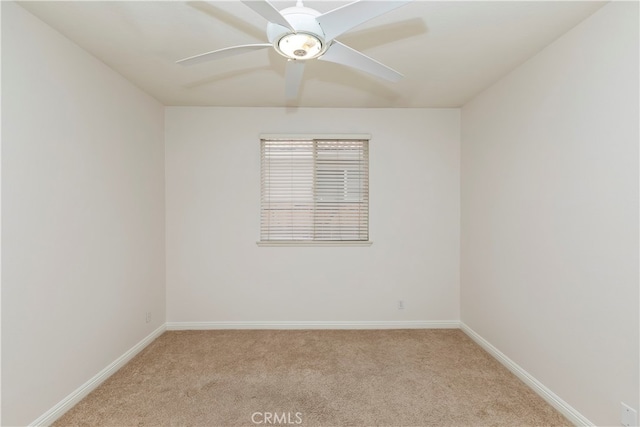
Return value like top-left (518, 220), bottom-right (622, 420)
top-left (621, 402), bottom-right (637, 427)
top-left (145, 312), bottom-right (151, 323)
top-left (398, 300), bottom-right (404, 310)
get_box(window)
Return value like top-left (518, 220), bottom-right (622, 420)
top-left (260, 135), bottom-right (370, 244)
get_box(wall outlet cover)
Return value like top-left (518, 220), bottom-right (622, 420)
top-left (621, 402), bottom-right (638, 427)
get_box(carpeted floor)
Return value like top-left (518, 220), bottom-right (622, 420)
top-left (53, 329), bottom-right (570, 426)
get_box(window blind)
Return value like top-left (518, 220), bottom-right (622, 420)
top-left (260, 137), bottom-right (369, 241)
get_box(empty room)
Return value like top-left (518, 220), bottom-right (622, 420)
top-left (1, 0), bottom-right (638, 426)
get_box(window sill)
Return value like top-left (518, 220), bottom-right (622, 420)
top-left (256, 241), bottom-right (373, 247)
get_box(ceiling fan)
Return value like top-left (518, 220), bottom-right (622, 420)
top-left (177, 0), bottom-right (412, 99)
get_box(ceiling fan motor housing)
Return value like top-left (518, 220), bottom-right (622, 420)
top-left (267, 6), bottom-right (328, 60)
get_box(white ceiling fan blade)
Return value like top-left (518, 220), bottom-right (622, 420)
top-left (241, 0), bottom-right (295, 32)
top-left (316, 0), bottom-right (413, 42)
top-left (285, 60), bottom-right (306, 100)
top-left (319, 41), bottom-right (403, 82)
top-left (176, 44), bottom-right (272, 66)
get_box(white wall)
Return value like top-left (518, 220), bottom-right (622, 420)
top-left (461, 2), bottom-right (639, 425)
top-left (1, 3), bottom-right (165, 425)
top-left (166, 107), bottom-right (460, 324)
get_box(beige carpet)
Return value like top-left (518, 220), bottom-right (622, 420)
top-left (54, 329), bottom-right (570, 426)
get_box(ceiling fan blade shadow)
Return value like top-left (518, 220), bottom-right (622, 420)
top-left (316, 0), bottom-right (413, 42)
top-left (319, 41), bottom-right (403, 82)
top-left (187, 1), bottom-right (265, 41)
top-left (241, 0), bottom-right (294, 32)
top-left (177, 44), bottom-right (272, 66)
top-left (285, 60), bottom-right (306, 100)
top-left (182, 65), bottom-right (274, 89)
top-left (338, 17), bottom-right (427, 51)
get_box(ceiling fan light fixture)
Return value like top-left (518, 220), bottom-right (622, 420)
top-left (276, 33), bottom-right (323, 60)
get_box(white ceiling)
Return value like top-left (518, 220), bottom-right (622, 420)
top-left (18, 1), bottom-right (606, 108)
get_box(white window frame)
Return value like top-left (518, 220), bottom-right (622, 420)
top-left (258, 134), bottom-right (372, 247)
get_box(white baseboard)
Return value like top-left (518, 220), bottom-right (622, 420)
top-left (459, 322), bottom-right (594, 426)
top-left (30, 324), bottom-right (166, 427)
top-left (166, 320), bottom-right (460, 330)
